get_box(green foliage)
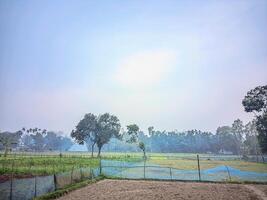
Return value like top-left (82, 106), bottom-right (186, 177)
top-left (138, 141), bottom-right (146, 159)
top-left (71, 113), bottom-right (97, 156)
top-left (126, 124), bottom-right (140, 143)
top-left (0, 131), bottom-right (22, 157)
top-left (138, 142), bottom-right (145, 151)
top-left (242, 85), bottom-right (267, 153)
top-left (242, 85), bottom-right (267, 113)
top-left (256, 112), bottom-right (267, 153)
top-left (71, 113), bottom-right (121, 157)
top-left (20, 128), bottom-right (72, 152)
top-left (0, 155), bottom-right (99, 176)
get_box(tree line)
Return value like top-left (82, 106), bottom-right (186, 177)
top-left (102, 120), bottom-right (259, 156)
top-left (0, 128), bottom-right (73, 156)
top-left (70, 85), bottom-right (267, 156)
top-left (1, 85), bottom-right (266, 157)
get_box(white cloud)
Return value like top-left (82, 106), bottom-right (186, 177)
top-left (114, 50), bottom-right (177, 88)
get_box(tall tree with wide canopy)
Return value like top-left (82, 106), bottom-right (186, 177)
top-left (71, 113), bottom-right (121, 157)
top-left (71, 113), bottom-right (97, 157)
top-left (242, 85), bottom-right (267, 153)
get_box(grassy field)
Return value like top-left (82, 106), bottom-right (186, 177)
top-left (0, 152), bottom-right (140, 176)
top-left (101, 152), bottom-right (267, 173)
top-left (0, 156), bottom-right (100, 176)
top-left (0, 152), bottom-right (266, 175)
top-left (147, 157), bottom-right (267, 173)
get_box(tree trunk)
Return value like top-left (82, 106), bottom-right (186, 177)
top-left (143, 150), bottom-right (146, 160)
top-left (91, 143), bottom-right (95, 157)
top-left (97, 146), bottom-right (102, 157)
top-left (4, 146), bottom-right (8, 157)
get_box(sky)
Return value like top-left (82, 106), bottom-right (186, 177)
top-left (0, 0), bottom-right (267, 135)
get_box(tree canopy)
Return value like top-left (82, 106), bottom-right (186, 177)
top-left (71, 113), bottom-right (121, 156)
top-left (0, 131), bottom-right (22, 156)
top-left (242, 85), bottom-right (267, 153)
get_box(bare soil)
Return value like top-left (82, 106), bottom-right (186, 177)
top-left (0, 174), bottom-right (35, 183)
top-left (57, 179), bottom-right (267, 200)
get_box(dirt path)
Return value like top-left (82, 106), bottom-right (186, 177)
top-left (245, 185), bottom-right (267, 200)
top-left (56, 179), bottom-right (267, 200)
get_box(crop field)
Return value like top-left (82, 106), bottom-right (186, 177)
top-left (1, 152), bottom-right (267, 175)
top-left (102, 152), bottom-right (267, 173)
top-left (0, 152), bottom-right (267, 200)
top-left (0, 156), bottom-right (99, 176)
top-left (147, 156), bottom-right (267, 173)
top-left (0, 152), bottom-right (141, 177)
top-left (0, 152), bottom-right (267, 183)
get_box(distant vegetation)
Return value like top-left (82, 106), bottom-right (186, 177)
top-left (0, 85), bottom-right (266, 157)
top-left (102, 120), bottom-right (259, 156)
top-left (0, 128), bottom-right (73, 156)
top-left (71, 85), bottom-right (267, 157)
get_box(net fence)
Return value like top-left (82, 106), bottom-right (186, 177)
top-left (0, 167), bottom-right (100, 200)
top-left (0, 153), bottom-right (266, 200)
top-left (101, 154), bottom-right (267, 182)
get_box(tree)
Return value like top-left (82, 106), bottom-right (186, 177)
top-left (256, 112), bottom-right (267, 153)
top-left (242, 86), bottom-right (267, 115)
top-left (71, 113), bottom-right (97, 157)
top-left (0, 131), bottom-right (22, 157)
top-left (216, 126), bottom-right (237, 154)
top-left (138, 141), bottom-right (146, 159)
top-left (45, 131), bottom-right (61, 151)
top-left (95, 113), bottom-right (121, 156)
top-left (148, 126), bottom-right (154, 136)
top-left (20, 128), bottom-right (72, 152)
top-left (71, 113), bottom-right (121, 157)
top-left (44, 131), bottom-right (73, 151)
top-left (242, 85), bottom-right (267, 153)
top-left (59, 137), bottom-right (73, 151)
top-left (126, 124), bottom-right (139, 143)
top-left (21, 127), bottom-right (47, 151)
top-left (232, 119), bottom-right (245, 156)
top-left (244, 121), bottom-right (260, 156)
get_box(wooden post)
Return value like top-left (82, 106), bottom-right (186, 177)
top-left (34, 176), bottom-right (37, 197)
top-left (70, 165), bottom-right (74, 184)
top-left (225, 165), bottom-right (231, 181)
top-left (170, 168), bottom-right (172, 180)
top-left (197, 155), bottom-right (201, 181)
top-left (144, 159), bottom-right (146, 179)
top-left (53, 174), bottom-right (57, 190)
top-left (10, 161), bottom-right (14, 200)
top-left (90, 168), bottom-right (93, 181)
top-left (80, 165), bottom-right (83, 181)
top-left (99, 157), bottom-right (102, 175)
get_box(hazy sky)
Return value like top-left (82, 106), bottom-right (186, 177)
top-left (0, 0), bottom-right (267, 135)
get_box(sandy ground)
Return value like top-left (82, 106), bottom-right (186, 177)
top-left (57, 179), bottom-right (267, 200)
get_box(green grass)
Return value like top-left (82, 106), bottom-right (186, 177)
top-left (104, 152), bottom-right (267, 173)
top-left (1, 152), bottom-right (266, 175)
top-left (147, 156), bottom-right (267, 173)
top-left (0, 155), bottom-right (100, 176)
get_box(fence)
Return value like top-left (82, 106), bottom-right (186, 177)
top-left (1, 153), bottom-right (267, 200)
top-left (101, 154), bottom-right (267, 182)
top-left (0, 166), bottom-right (100, 200)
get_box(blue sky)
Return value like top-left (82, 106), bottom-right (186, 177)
top-left (0, 0), bottom-right (267, 134)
